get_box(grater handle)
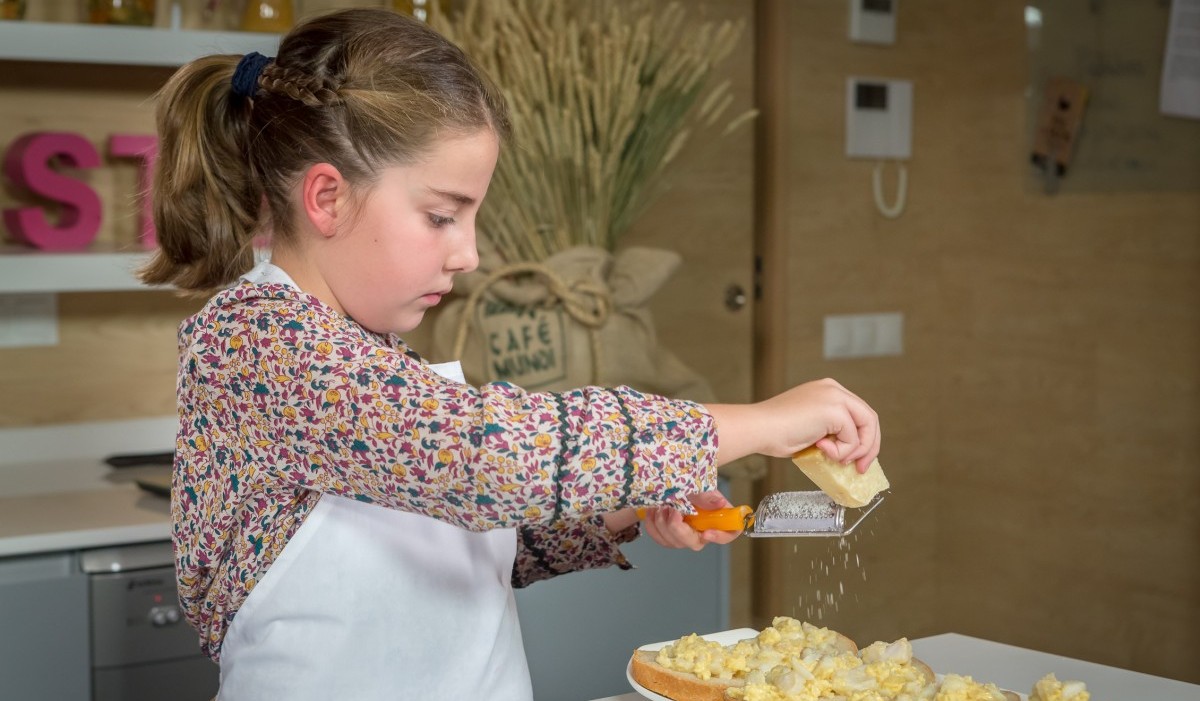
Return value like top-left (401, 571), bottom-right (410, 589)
top-left (636, 505), bottom-right (753, 532)
top-left (685, 505), bottom-right (754, 532)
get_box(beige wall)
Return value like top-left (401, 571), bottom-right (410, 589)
top-left (760, 0), bottom-right (1200, 685)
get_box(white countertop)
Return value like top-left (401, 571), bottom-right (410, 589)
top-left (0, 417), bottom-right (178, 558)
top-left (910, 633), bottom-right (1198, 700)
top-left (598, 632), bottom-right (1199, 701)
top-left (0, 482), bottom-right (171, 558)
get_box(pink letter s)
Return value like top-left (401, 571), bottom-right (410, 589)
top-left (2, 132), bottom-right (102, 251)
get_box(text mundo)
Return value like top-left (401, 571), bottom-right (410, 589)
top-left (2, 131), bottom-right (157, 251)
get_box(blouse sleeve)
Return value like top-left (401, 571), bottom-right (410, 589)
top-left (511, 517), bottom-right (640, 588)
top-left (177, 292), bottom-right (718, 532)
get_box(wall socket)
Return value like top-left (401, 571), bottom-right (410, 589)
top-left (0, 293), bottom-right (59, 348)
top-left (823, 312), bottom-right (903, 359)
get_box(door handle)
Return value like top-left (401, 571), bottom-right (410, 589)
top-left (724, 284), bottom-right (747, 312)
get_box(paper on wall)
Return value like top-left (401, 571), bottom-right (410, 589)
top-left (1160, 0), bottom-right (1200, 119)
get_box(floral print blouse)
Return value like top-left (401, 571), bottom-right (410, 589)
top-left (172, 280), bottom-right (719, 660)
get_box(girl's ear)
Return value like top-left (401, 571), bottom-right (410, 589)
top-left (301, 163), bottom-right (348, 238)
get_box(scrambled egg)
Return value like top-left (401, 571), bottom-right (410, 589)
top-left (926, 673), bottom-right (1010, 701)
top-left (726, 637), bottom-right (929, 701)
top-left (654, 617), bottom-right (848, 682)
top-left (655, 634), bottom-right (747, 681)
top-left (757, 616), bottom-right (847, 654)
top-left (1030, 673), bottom-right (1090, 701)
top-left (654, 617), bottom-right (851, 683)
top-left (652, 619), bottom-right (1091, 701)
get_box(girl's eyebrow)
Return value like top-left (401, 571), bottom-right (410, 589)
top-left (425, 187), bottom-right (475, 206)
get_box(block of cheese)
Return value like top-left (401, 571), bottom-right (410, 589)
top-left (790, 445), bottom-right (889, 508)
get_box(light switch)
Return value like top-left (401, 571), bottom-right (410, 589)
top-left (823, 312), bottom-right (903, 359)
top-left (0, 293), bottom-right (58, 348)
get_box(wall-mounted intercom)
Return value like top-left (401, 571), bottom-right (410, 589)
top-left (846, 77), bottom-right (912, 159)
top-left (849, 0), bottom-right (897, 45)
top-left (846, 77), bottom-right (913, 218)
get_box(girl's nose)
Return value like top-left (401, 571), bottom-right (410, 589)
top-left (447, 228), bottom-right (479, 274)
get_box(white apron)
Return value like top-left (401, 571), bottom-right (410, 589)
top-left (219, 261), bottom-right (533, 700)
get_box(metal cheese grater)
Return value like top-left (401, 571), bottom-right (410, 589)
top-left (664, 491), bottom-right (886, 538)
top-left (743, 490), bottom-right (885, 537)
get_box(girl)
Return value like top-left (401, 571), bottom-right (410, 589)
top-left (142, 8), bottom-right (881, 700)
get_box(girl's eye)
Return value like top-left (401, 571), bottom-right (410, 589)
top-left (428, 213), bottom-right (455, 228)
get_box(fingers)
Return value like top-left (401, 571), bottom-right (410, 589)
top-left (816, 381), bottom-right (880, 473)
top-left (641, 503), bottom-right (741, 551)
top-left (642, 507), bottom-right (705, 551)
top-left (688, 490), bottom-right (733, 510)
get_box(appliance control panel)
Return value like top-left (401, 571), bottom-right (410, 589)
top-left (89, 565), bottom-right (202, 667)
top-left (148, 604), bottom-right (183, 627)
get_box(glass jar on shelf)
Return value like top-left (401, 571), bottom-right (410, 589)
top-left (182, 0), bottom-right (242, 31)
top-left (392, 0), bottom-right (450, 23)
top-left (0, 0), bottom-right (26, 21)
top-left (88, 0), bottom-right (156, 26)
top-left (241, 0), bottom-right (293, 33)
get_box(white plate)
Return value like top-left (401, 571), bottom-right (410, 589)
top-left (625, 628), bottom-right (759, 701)
top-left (626, 630), bottom-right (1028, 701)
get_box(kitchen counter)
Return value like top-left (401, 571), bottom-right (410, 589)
top-left (0, 416), bottom-right (177, 558)
top-left (0, 483), bottom-right (170, 558)
top-left (910, 633), bottom-right (1198, 699)
top-left (597, 632), bottom-right (1200, 701)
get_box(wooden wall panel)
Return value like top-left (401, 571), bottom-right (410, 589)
top-left (764, 0), bottom-right (1200, 684)
top-left (1, 59), bottom-right (190, 429)
top-left (0, 292), bottom-right (203, 426)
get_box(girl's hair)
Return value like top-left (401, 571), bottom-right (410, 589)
top-left (140, 7), bottom-right (510, 293)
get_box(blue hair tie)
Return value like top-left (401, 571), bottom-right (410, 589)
top-left (232, 52), bottom-right (274, 99)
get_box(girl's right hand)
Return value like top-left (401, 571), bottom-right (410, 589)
top-left (703, 378), bottom-right (880, 473)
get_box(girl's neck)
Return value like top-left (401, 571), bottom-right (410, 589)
top-left (268, 246), bottom-right (345, 317)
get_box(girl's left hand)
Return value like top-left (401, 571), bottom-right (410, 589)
top-left (640, 491), bottom-right (743, 552)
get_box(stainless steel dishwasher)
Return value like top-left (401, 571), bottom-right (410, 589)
top-left (81, 541), bottom-right (219, 701)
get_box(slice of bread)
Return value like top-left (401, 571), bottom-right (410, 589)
top-left (790, 445), bottom-right (889, 508)
top-left (911, 656), bottom-right (935, 684)
top-left (629, 626), bottom-right (858, 701)
top-left (629, 649), bottom-right (740, 701)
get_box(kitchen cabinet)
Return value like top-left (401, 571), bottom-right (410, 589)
top-left (0, 551), bottom-right (90, 700)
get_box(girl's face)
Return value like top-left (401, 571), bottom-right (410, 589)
top-left (316, 128), bottom-right (499, 334)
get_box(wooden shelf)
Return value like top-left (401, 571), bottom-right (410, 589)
top-left (0, 21), bottom-right (277, 292)
top-left (0, 20), bottom-right (279, 67)
top-left (0, 246), bottom-right (157, 293)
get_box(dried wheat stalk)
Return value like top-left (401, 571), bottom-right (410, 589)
top-left (435, 0), bottom-right (751, 262)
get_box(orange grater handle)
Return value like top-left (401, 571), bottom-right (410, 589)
top-left (636, 505), bottom-right (753, 532)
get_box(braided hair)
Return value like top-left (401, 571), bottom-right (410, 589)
top-left (141, 8), bottom-right (510, 293)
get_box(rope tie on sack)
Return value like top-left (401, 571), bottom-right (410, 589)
top-left (452, 262), bottom-right (612, 385)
